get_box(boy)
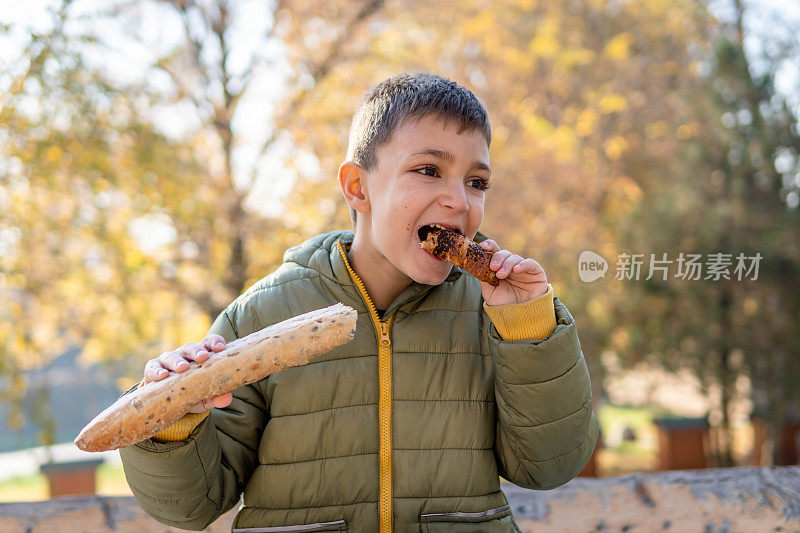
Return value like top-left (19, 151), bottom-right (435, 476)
top-left (120, 72), bottom-right (599, 533)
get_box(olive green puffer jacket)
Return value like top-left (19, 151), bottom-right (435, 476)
top-left (119, 230), bottom-right (599, 533)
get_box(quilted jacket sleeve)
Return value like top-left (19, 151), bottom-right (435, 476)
top-left (118, 307), bottom-right (270, 531)
top-left (486, 296), bottom-right (600, 490)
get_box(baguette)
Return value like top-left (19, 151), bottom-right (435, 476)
top-left (75, 303), bottom-right (358, 452)
top-left (420, 228), bottom-right (500, 286)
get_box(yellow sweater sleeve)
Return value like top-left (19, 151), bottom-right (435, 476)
top-left (128, 380), bottom-right (210, 442)
top-left (151, 412), bottom-right (210, 442)
top-left (483, 283), bottom-right (557, 341)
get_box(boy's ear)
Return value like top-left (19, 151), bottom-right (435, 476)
top-left (338, 161), bottom-right (370, 215)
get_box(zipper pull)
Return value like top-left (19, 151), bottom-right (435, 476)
top-left (379, 321), bottom-right (390, 347)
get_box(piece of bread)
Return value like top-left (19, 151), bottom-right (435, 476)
top-left (74, 303), bottom-right (357, 452)
top-left (421, 228), bottom-right (499, 286)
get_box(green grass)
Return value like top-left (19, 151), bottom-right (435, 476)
top-left (0, 462), bottom-right (132, 502)
top-left (598, 403), bottom-right (658, 435)
top-left (595, 403), bottom-right (660, 476)
top-left (0, 472), bottom-right (47, 502)
top-left (97, 462), bottom-right (133, 496)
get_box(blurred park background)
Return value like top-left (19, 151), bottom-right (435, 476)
top-left (0, 0), bottom-right (799, 503)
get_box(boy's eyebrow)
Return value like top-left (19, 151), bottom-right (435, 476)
top-left (409, 148), bottom-right (491, 173)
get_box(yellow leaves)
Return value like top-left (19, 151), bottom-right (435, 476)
top-left (45, 145), bottom-right (62, 164)
top-left (517, 107), bottom-right (577, 160)
top-left (604, 135), bottom-right (629, 160)
top-left (528, 32), bottom-right (560, 59)
top-left (576, 108), bottom-right (598, 137)
top-left (588, 299), bottom-right (611, 328)
top-left (117, 377), bottom-right (139, 392)
top-left (676, 122), bottom-right (701, 140)
top-left (493, 125), bottom-right (510, 144)
top-left (555, 47), bottom-right (594, 69)
top-left (529, 41), bottom-right (593, 73)
top-left (611, 328), bottom-right (631, 351)
top-left (124, 248), bottom-right (147, 272)
top-left (502, 47), bottom-right (536, 72)
top-left (570, 95), bottom-right (627, 139)
top-left (81, 337), bottom-right (107, 365)
top-left (605, 175), bottom-right (643, 218)
top-left (527, 12), bottom-right (563, 60)
top-left (171, 303), bottom-right (213, 347)
top-left (742, 297), bottom-right (758, 316)
top-left (512, 0), bottom-right (538, 9)
top-left (676, 124), bottom-right (693, 140)
top-left (646, 120), bottom-right (669, 138)
top-left (550, 125), bottom-right (578, 162)
top-left (519, 111), bottom-right (554, 137)
top-left (598, 94), bottom-right (627, 114)
top-left (603, 32), bottom-right (634, 60)
top-left (462, 10), bottom-right (495, 38)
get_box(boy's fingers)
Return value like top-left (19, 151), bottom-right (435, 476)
top-left (512, 258), bottom-right (541, 273)
top-left (143, 359), bottom-right (168, 383)
top-left (478, 239), bottom-right (500, 252)
top-left (490, 250), bottom-right (512, 270)
top-left (183, 342), bottom-right (209, 363)
top-left (212, 392), bottom-right (233, 408)
top-left (162, 350), bottom-right (191, 372)
top-left (497, 254), bottom-right (524, 278)
top-left (203, 334), bottom-right (226, 352)
top-left (187, 401), bottom-right (208, 414)
top-left (187, 392), bottom-right (233, 414)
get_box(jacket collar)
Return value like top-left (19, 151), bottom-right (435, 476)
top-left (330, 233), bottom-right (462, 318)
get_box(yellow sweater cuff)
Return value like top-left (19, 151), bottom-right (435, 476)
top-left (483, 283), bottom-right (557, 341)
top-left (129, 380), bottom-right (210, 442)
top-left (151, 412), bottom-right (210, 442)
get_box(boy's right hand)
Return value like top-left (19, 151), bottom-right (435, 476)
top-left (142, 333), bottom-right (234, 414)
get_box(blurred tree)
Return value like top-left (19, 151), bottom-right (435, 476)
top-left (0, 0), bottom-right (387, 436)
top-left (0, 0), bottom-right (212, 436)
top-left (704, 0), bottom-right (800, 465)
top-left (609, 0), bottom-right (800, 466)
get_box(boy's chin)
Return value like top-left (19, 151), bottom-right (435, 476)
top-left (411, 264), bottom-right (453, 286)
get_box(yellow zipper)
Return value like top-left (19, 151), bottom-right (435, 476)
top-left (338, 242), bottom-right (393, 533)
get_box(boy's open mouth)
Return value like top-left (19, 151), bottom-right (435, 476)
top-left (417, 224), bottom-right (463, 243)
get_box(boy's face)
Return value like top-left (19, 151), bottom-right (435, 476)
top-left (356, 114), bottom-right (491, 286)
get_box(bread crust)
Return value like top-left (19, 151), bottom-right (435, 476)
top-left (74, 303), bottom-right (357, 452)
top-left (421, 229), bottom-right (500, 286)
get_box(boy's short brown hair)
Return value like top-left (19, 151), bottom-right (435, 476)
top-left (345, 72), bottom-right (492, 226)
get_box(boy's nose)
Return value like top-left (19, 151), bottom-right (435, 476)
top-left (438, 184), bottom-right (469, 212)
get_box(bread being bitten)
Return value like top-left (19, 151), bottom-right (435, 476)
top-left (420, 228), bottom-right (499, 286)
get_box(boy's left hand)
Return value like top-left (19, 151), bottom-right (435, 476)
top-left (478, 239), bottom-right (549, 306)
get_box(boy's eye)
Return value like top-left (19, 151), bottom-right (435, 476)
top-left (416, 165), bottom-right (439, 177)
top-left (468, 178), bottom-right (491, 191)
top-left (414, 166), bottom-right (489, 190)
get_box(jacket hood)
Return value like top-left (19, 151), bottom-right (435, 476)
top-left (281, 230), bottom-right (354, 283)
